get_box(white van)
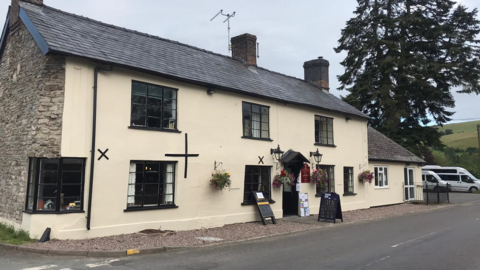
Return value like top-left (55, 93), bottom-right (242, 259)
top-left (422, 166), bottom-right (478, 180)
top-left (421, 171), bottom-right (451, 191)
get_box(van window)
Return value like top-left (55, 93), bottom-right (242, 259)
top-left (439, 175), bottom-right (459, 181)
top-left (426, 175), bottom-right (437, 183)
top-left (430, 169), bottom-right (457, 174)
top-left (461, 175), bottom-right (473, 183)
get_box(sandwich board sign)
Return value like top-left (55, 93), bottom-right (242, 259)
top-left (253, 192), bottom-right (276, 225)
top-left (318, 192), bottom-right (343, 223)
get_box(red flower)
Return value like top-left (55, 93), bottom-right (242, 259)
top-left (281, 171), bottom-right (286, 177)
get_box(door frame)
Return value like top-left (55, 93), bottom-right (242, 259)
top-left (404, 167), bottom-right (415, 201)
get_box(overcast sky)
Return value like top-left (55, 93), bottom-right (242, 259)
top-left (1, 0), bottom-right (479, 123)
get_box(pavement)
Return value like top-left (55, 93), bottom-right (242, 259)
top-left (2, 197), bottom-right (480, 270)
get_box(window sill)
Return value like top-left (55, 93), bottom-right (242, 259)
top-left (314, 143), bottom-right (337, 148)
top-left (342, 193), bottom-right (357, 196)
top-left (241, 136), bottom-right (273, 142)
top-left (128, 126), bottom-right (182, 133)
top-left (124, 205), bottom-right (178, 212)
top-left (241, 199), bottom-right (276, 206)
top-left (23, 210), bottom-right (85, 215)
top-left (375, 186), bottom-right (389, 190)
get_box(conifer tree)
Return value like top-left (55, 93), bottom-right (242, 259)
top-left (336, 0), bottom-right (480, 155)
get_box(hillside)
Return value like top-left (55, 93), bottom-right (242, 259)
top-left (438, 120), bottom-right (480, 149)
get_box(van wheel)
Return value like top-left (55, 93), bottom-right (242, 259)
top-left (469, 187), bottom-right (478, 193)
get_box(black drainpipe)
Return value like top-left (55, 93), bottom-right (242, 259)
top-left (87, 65), bottom-right (113, 230)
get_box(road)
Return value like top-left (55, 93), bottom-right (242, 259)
top-left (2, 198), bottom-right (480, 270)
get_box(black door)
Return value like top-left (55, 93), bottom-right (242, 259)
top-left (282, 162), bottom-right (303, 216)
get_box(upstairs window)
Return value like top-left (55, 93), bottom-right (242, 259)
top-left (242, 102), bottom-right (270, 139)
top-left (315, 116), bottom-right (334, 146)
top-left (130, 81), bottom-right (178, 130)
top-left (26, 158), bottom-right (85, 213)
top-left (374, 166), bottom-right (389, 188)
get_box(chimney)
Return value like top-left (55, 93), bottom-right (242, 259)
top-left (303, 57), bottom-right (330, 92)
top-left (231, 33), bottom-right (257, 66)
top-left (10, 0), bottom-right (43, 26)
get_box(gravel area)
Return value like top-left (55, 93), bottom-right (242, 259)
top-left (26, 203), bottom-right (446, 251)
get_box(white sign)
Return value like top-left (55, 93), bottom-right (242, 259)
top-left (298, 193), bottom-right (310, 217)
top-left (256, 192), bottom-right (264, 199)
top-left (296, 182), bottom-right (301, 192)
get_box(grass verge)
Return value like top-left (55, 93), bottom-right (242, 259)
top-left (0, 223), bottom-right (35, 245)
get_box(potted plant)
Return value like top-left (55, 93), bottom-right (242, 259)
top-left (358, 170), bottom-right (374, 183)
top-left (272, 170), bottom-right (295, 189)
top-left (311, 168), bottom-right (328, 192)
top-left (210, 170), bottom-right (231, 190)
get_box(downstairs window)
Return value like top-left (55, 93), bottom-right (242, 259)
top-left (26, 158), bottom-right (86, 213)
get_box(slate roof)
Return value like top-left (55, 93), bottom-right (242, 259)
top-left (19, 2), bottom-right (368, 119)
top-left (368, 127), bottom-right (425, 164)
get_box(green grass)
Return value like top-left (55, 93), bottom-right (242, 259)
top-left (0, 223), bottom-right (35, 245)
top-left (436, 120), bottom-right (480, 150)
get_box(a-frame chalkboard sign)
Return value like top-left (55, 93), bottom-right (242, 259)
top-left (253, 192), bottom-right (277, 225)
top-left (318, 192), bottom-right (343, 223)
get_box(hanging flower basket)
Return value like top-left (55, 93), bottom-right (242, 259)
top-left (210, 170), bottom-right (231, 190)
top-left (358, 170), bottom-right (374, 183)
top-left (311, 169), bottom-right (328, 191)
top-left (272, 170), bottom-right (295, 189)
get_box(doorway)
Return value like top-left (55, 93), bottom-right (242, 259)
top-left (404, 168), bottom-right (415, 201)
top-left (282, 162), bottom-right (303, 216)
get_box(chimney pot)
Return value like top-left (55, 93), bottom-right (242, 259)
top-left (10, 0), bottom-right (43, 26)
top-left (231, 33), bottom-right (257, 66)
top-left (303, 57), bottom-right (330, 92)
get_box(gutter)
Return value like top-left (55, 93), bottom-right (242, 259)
top-left (86, 65), bottom-right (113, 231)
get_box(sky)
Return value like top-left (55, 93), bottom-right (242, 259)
top-left (0, 0), bottom-right (479, 124)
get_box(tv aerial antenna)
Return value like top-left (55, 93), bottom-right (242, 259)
top-left (210, 10), bottom-right (236, 52)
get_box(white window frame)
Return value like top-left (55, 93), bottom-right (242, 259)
top-left (374, 166), bottom-right (389, 188)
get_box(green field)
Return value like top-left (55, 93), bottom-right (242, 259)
top-left (438, 120), bottom-right (480, 149)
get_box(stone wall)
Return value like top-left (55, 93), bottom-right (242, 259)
top-left (0, 22), bottom-right (65, 223)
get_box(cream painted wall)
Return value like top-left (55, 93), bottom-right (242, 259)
top-left (23, 57), bottom-right (370, 239)
top-left (367, 162), bottom-right (423, 207)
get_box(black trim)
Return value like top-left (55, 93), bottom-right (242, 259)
top-left (128, 126), bottom-right (182, 133)
top-left (314, 143), bottom-right (337, 148)
top-left (242, 101), bottom-right (270, 140)
top-left (124, 205), bottom-right (178, 212)
top-left (369, 158), bottom-right (425, 165)
top-left (19, 7), bottom-right (50, 55)
top-left (343, 193), bottom-right (357, 196)
top-left (130, 80), bottom-right (178, 131)
top-left (23, 210), bottom-right (85, 215)
top-left (241, 199), bottom-right (276, 206)
top-left (48, 49), bottom-right (370, 120)
top-left (0, 7), bottom-right (10, 61)
top-left (241, 136), bottom-right (273, 142)
top-left (127, 161), bottom-right (178, 209)
top-left (315, 115), bottom-right (335, 146)
top-left (26, 158), bottom-right (87, 214)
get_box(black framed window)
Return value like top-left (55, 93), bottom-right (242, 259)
top-left (25, 158), bottom-right (85, 213)
top-left (317, 165), bottom-right (335, 194)
top-left (343, 167), bottom-right (354, 194)
top-left (315, 116), bottom-right (334, 145)
top-left (242, 102), bottom-right (269, 139)
top-left (130, 81), bottom-right (178, 130)
top-left (243, 166), bottom-right (271, 203)
top-left (127, 161), bottom-right (176, 209)
top-left (374, 166), bottom-right (389, 188)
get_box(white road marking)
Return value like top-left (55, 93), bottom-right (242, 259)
top-left (355, 256), bottom-right (390, 270)
top-left (21, 265), bottom-right (57, 270)
top-left (391, 232), bottom-right (438, 248)
top-left (86, 259), bottom-right (120, 268)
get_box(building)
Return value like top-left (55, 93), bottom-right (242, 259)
top-left (0, 0), bottom-right (425, 239)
